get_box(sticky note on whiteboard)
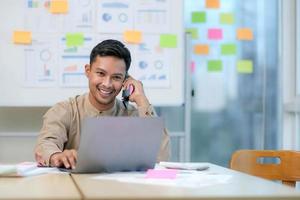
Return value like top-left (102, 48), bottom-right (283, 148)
top-left (220, 13), bottom-right (234, 24)
top-left (186, 28), bottom-right (199, 39)
top-left (124, 30), bottom-right (142, 44)
top-left (159, 34), bottom-right (177, 48)
top-left (208, 60), bottom-right (222, 72)
top-left (50, 0), bottom-right (68, 14)
top-left (237, 28), bottom-right (253, 40)
top-left (191, 12), bottom-right (206, 23)
top-left (206, 0), bottom-right (220, 9)
top-left (208, 29), bottom-right (223, 40)
top-left (194, 44), bottom-right (209, 55)
top-left (13, 31), bottom-right (32, 44)
top-left (66, 33), bottom-right (84, 47)
top-left (221, 44), bottom-right (236, 55)
top-left (237, 60), bottom-right (253, 73)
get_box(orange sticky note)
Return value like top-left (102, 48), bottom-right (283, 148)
top-left (237, 28), bottom-right (253, 40)
top-left (123, 30), bottom-right (142, 44)
top-left (206, 0), bottom-right (220, 9)
top-left (13, 31), bottom-right (32, 44)
top-left (194, 44), bottom-right (209, 55)
top-left (50, 0), bottom-right (68, 14)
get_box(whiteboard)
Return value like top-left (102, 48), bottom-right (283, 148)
top-left (0, 0), bottom-right (184, 106)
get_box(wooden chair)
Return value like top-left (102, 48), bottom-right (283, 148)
top-left (230, 150), bottom-right (300, 187)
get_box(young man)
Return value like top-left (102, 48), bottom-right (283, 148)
top-left (35, 39), bottom-right (170, 169)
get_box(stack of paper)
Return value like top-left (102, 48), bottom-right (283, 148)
top-left (158, 162), bottom-right (210, 170)
top-left (0, 162), bottom-right (65, 177)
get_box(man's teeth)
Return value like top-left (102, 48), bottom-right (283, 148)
top-left (98, 88), bottom-right (112, 94)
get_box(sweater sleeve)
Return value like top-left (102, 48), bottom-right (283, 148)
top-left (34, 102), bottom-right (71, 166)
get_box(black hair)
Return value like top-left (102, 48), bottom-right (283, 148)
top-left (90, 39), bottom-right (131, 72)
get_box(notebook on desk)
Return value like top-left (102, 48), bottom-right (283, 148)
top-left (63, 117), bottom-right (164, 173)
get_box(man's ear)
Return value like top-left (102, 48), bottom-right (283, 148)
top-left (85, 64), bottom-right (91, 77)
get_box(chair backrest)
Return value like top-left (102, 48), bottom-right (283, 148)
top-left (230, 150), bottom-right (300, 187)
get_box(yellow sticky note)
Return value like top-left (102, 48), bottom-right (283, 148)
top-left (206, 0), bottom-right (220, 9)
top-left (237, 28), bottom-right (253, 40)
top-left (220, 13), bottom-right (234, 24)
top-left (237, 60), bottom-right (253, 73)
top-left (13, 31), bottom-right (32, 44)
top-left (194, 44), bottom-right (209, 55)
top-left (50, 0), bottom-right (68, 14)
top-left (124, 30), bottom-right (142, 44)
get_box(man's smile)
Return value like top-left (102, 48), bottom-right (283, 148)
top-left (97, 86), bottom-right (114, 97)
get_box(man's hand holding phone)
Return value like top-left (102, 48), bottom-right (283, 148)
top-left (123, 76), bottom-right (150, 108)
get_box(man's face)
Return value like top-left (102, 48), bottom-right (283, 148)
top-left (85, 55), bottom-right (126, 109)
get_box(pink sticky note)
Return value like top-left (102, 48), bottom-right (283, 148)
top-left (145, 169), bottom-right (178, 179)
top-left (190, 61), bottom-right (196, 74)
top-left (208, 28), bottom-right (223, 40)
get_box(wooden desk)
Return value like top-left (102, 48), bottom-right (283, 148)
top-left (0, 174), bottom-right (81, 199)
top-left (71, 163), bottom-right (300, 200)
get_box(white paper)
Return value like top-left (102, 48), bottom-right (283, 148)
top-left (92, 170), bottom-right (232, 188)
top-left (0, 162), bottom-right (66, 177)
top-left (134, 0), bottom-right (171, 33)
top-left (58, 34), bottom-right (95, 87)
top-left (24, 0), bottom-right (64, 32)
top-left (158, 162), bottom-right (210, 171)
top-left (132, 34), bottom-right (170, 88)
top-left (62, 0), bottom-right (95, 32)
top-left (24, 35), bottom-right (59, 87)
top-left (24, 0), bottom-right (95, 33)
top-left (97, 0), bottom-right (134, 33)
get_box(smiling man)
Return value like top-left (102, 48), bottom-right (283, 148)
top-left (34, 39), bottom-right (170, 169)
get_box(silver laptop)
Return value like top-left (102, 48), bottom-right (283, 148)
top-left (69, 117), bottom-right (164, 173)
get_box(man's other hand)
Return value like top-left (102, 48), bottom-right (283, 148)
top-left (123, 76), bottom-right (150, 107)
top-left (50, 149), bottom-right (77, 169)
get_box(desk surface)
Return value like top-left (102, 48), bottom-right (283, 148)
top-left (72, 163), bottom-right (300, 200)
top-left (0, 174), bottom-right (81, 200)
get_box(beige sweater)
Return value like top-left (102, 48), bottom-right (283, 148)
top-left (35, 93), bottom-right (170, 166)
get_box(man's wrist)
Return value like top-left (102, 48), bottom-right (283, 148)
top-left (135, 95), bottom-right (150, 107)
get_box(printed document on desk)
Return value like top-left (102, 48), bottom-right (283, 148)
top-left (0, 162), bottom-right (67, 177)
top-left (92, 163), bottom-right (231, 188)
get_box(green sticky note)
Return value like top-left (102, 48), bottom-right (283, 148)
top-left (237, 60), bottom-right (253, 73)
top-left (221, 44), bottom-right (237, 55)
top-left (192, 12), bottom-right (206, 23)
top-left (186, 28), bottom-right (199, 39)
top-left (160, 34), bottom-right (177, 48)
top-left (66, 33), bottom-right (84, 47)
top-left (220, 13), bottom-right (234, 24)
top-left (208, 60), bottom-right (222, 72)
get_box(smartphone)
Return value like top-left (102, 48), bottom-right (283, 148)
top-left (122, 84), bottom-right (134, 109)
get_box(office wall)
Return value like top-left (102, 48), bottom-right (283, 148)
top-left (0, 0), bottom-right (184, 107)
top-left (0, 0), bottom-right (186, 163)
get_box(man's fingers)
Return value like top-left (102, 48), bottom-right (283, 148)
top-left (61, 156), bottom-right (71, 169)
top-left (67, 156), bottom-right (76, 169)
top-left (50, 150), bottom-right (77, 169)
top-left (50, 153), bottom-right (62, 167)
top-left (54, 159), bottom-right (62, 167)
top-left (71, 150), bottom-right (78, 161)
top-left (66, 150), bottom-right (77, 169)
